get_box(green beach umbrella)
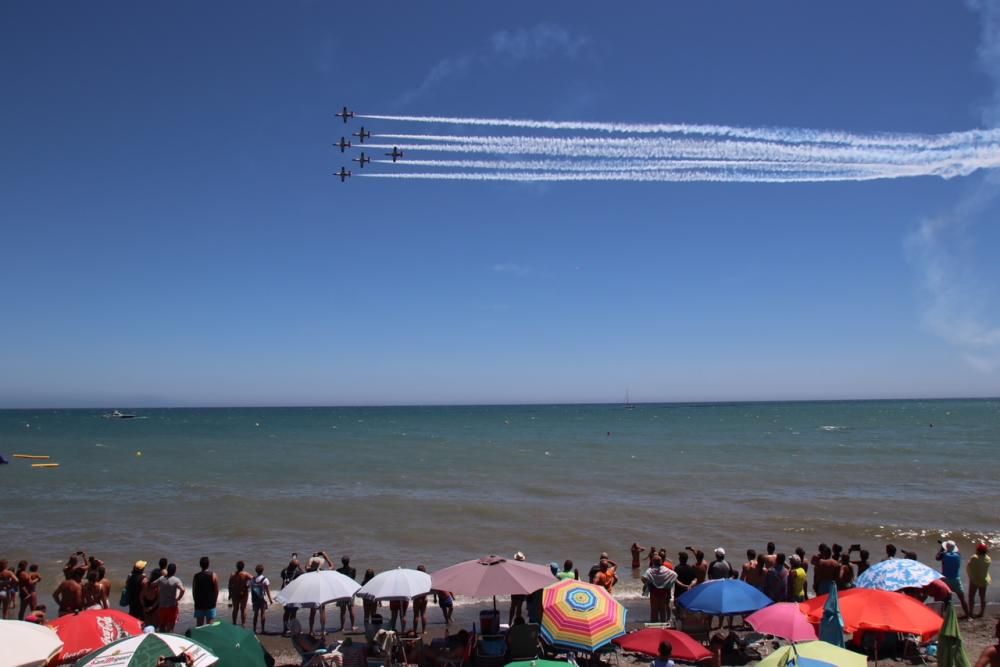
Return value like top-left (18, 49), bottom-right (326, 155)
top-left (818, 587), bottom-right (845, 648)
top-left (936, 603), bottom-right (971, 667)
top-left (186, 623), bottom-right (274, 667)
top-left (506, 660), bottom-right (573, 667)
top-left (75, 632), bottom-right (218, 667)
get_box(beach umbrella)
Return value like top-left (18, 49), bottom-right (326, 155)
top-left (357, 568), bottom-right (431, 602)
top-left (49, 610), bottom-right (142, 665)
top-left (274, 570), bottom-right (360, 607)
top-left (746, 603), bottom-right (818, 643)
top-left (0, 620), bottom-right (64, 667)
top-left (431, 555), bottom-right (555, 597)
top-left (612, 628), bottom-right (712, 662)
top-left (186, 623), bottom-right (274, 667)
top-left (855, 558), bottom-right (943, 591)
top-left (818, 586), bottom-right (845, 648)
top-left (540, 579), bottom-right (626, 652)
top-left (755, 642), bottom-right (866, 667)
top-left (936, 603), bottom-right (971, 667)
top-left (74, 632), bottom-right (218, 667)
top-left (800, 588), bottom-right (943, 641)
top-left (675, 578), bottom-right (773, 616)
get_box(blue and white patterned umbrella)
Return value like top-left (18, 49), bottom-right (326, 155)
top-left (855, 558), bottom-right (943, 591)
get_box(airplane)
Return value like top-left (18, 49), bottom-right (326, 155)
top-left (335, 167), bottom-right (352, 182)
top-left (385, 146), bottom-right (403, 162)
top-left (352, 152), bottom-right (371, 168)
top-left (335, 106), bottom-right (355, 123)
top-left (352, 127), bottom-right (371, 143)
top-left (334, 136), bottom-right (352, 152)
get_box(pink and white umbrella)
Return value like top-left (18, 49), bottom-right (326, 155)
top-left (746, 602), bottom-right (818, 642)
top-left (431, 555), bottom-right (555, 597)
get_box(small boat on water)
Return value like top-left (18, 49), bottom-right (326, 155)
top-left (624, 389), bottom-right (636, 410)
top-left (104, 410), bottom-right (136, 419)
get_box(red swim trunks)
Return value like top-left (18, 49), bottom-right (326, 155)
top-left (157, 606), bottom-right (179, 628)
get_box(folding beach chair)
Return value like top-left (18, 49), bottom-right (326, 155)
top-left (506, 623), bottom-right (542, 661)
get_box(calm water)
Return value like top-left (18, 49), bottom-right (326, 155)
top-left (1, 400), bottom-right (998, 600)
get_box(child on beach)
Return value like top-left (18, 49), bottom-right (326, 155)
top-left (651, 640), bottom-right (675, 667)
top-left (251, 564), bottom-right (272, 634)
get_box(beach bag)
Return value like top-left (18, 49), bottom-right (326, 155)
top-left (250, 575), bottom-right (265, 605)
top-left (119, 584), bottom-right (129, 607)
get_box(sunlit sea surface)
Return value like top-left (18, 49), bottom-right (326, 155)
top-left (2, 400), bottom-right (998, 602)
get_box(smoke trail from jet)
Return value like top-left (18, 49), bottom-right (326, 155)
top-left (359, 113), bottom-right (1000, 149)
top-left (359, 167), bottom-right (921, 183)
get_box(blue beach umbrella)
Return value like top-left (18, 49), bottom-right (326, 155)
top-left (855, 558), bottom-right (943, 591)
top-left (818, 586), bottom-right (845, 648)
top-left (676, 579), bottom-right (773, 616)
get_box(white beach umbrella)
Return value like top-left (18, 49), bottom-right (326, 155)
top-left (274, 570), bottom-right (361, 607)
top-left (0, 620), bottom-right (64, 667)
top-left (357, 568), bottom-right (432, 601)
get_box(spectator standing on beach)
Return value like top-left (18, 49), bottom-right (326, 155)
top-left (686, 548), bottom-right (709, 584)
top-left (967, 543), bottom-right (991, 618)
top-left (250, 564), bottom-right (272, 634)
top-left (53, 568), bottom-right (85, 617)
top-left (740, 550), bottom-right (757, 582)
top-left (193, 557), bottom-right (219, 627)
top-left (593, 559), bottom-right (618, 593)
top-left (81, 570), bottom-right (107, 609)
top-left (642, 555), bottom-right (677, 623)
top-left (673, 552), bottom-right (697, 595)
top-left (795, 547), bottom-right (809, 575)
top-left (124, 561), bottom-right (147, 622)
top-left (557, 560), bottom-right (579, 580)
top-left (433, 586), bottom-right (454, 625)
top-left (787, 555), bottom-right (807, 602)
top-left (306, 552), bottom-right (334, 636)
top-left (0, 560), bottom-right (19, 619)
top-left (764, 553), bottom-right (788, 602)
top-left (588, 553), bottom-right (616, 583)
top-left (936, 541), bottom-right (971, 618)
top-left (707, 549), bottom-right (734, 580)
top-left (361, 568), bottom-right (379, 627)
top-left (742, 554), bottom-right (766, 589)
top-left (280, 557), bottom-right (303, 636)
top-left (837, 554), bottom-right (855, 590)
top-left (228, 561), bottom-right (252, 626)
top-left (142, 571), bottom-right (161, 627)
top-left (850, 547), bottom-right (871, 575)
top-left (647, 547), bottom-right (658, 568)
top-left (17, 563), bottom-right (41, 620)
top-left (764, 543), bottom-right (777, 568)
top-left (413, 565), bottom-right (429, 634)
top-left (811, 544), bottom-right (839, 596)
top-left (337, 556), bottom-right (358, 632)
top-left (631, 543), bottom-right (646, 569)
top-left (883, 544), bottom-right (897, 561)
top-left (155, 563), bottom-right (185, 632)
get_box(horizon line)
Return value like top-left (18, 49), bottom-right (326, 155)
top-left (1, 394), bottom-right (997, 411)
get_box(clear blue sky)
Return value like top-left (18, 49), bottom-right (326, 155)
top-left (2, 1), bottom-right (999, 407)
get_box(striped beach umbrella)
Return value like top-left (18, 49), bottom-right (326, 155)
top-left (540, 580), bottom-right (626, 652)
top-left (75, 632), bottom-right (218, 667)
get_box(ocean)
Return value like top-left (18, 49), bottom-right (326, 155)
top-left (1, 399), bottom-right (998, 604)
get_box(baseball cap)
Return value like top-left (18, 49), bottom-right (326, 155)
top-left (977, 543), bottom-right (988, 553)
top-left (715, 548), bottom-right (726, 558)
top-left (514, 551), bottom-right (525, 561)
top-left (134, 560), bottom-right (147, 570)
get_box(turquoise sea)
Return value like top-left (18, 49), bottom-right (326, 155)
top-left (1, 399), bottom-right (998, 602)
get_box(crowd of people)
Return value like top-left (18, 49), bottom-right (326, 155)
top-left (0, 538), bottom-right (991, 643)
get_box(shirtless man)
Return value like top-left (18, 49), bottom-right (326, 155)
top-left (740, 550), bottom-right (758, 581)
top-left (53, 568), bottom-right (85, 616)
top-left (631, 543), bottom-right (646, 569)
top-left (17, 563), bottom-right (41, 620)
top-left (810, 544), bottom-right (840, 596)
top-left (0, 560), bottom-right (17, 619)
top-left (685, 548), bottom-right (709, 584)
top-left (228, 561), bottom-right (253, 626)
top-left (973, 618), bottom-right (1000, 667)
top-left (763, 542), bottom-right (777, 568)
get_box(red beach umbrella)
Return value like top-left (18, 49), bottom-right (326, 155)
top-left (613, 628), bottom-right (712, 662)
top-left (48, 609), bottom-right (142, 665)
top-left (800, 588), bottom-right (943, 641)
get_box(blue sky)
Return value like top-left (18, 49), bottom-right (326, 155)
top-left (2, 1), bottom-right (999, 407)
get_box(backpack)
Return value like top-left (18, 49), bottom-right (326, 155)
top-left (250, 575), bottom-right (265, 603)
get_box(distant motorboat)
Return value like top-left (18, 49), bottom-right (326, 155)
top-left (104, 410), bottom-right (136, 419)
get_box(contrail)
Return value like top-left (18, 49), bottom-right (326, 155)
top-left (359, 167), bottom-right (926, 183)
top-left (359, 113), bottom-right (1000, 149)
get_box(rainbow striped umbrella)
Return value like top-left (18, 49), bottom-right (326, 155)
top-left (540, 580), bottom-right (626, 652)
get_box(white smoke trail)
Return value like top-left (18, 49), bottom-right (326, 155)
top-left (359, 113), bottom-right (1000, 149)
top-left (359, 168), bottom-right (918, 183)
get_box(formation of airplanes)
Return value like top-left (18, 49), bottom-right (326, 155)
top-left (333, 106), bottom-right (404, 183)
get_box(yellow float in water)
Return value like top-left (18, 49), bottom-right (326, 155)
top-left (14, 454), bottom-right (50, 460)
top-left (31, 463), bottom-right (60, 468)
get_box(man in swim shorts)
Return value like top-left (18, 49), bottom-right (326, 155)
top-left (936, 541), bottom-right (971, 618)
